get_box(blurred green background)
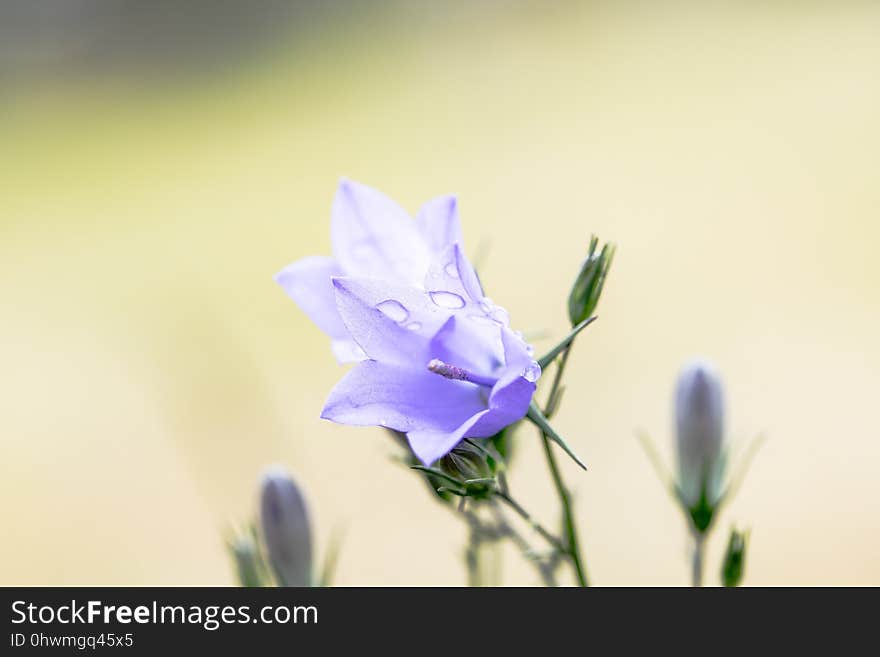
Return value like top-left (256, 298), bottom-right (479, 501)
top-left (2, 1), bottom-right (879, 585)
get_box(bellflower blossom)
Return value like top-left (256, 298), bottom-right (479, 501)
top-left (276, 180), bottom-right (542, 465)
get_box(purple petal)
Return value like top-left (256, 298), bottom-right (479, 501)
top-left (331, 276), bottom-right (452, 366)
top-left (405, 355), bottom-right (536, 465)
top-left (424, 243), bottom-right (484, 306)
top-left (331, 179), bottom-right (430, 285)
top-left (429, 315), bottom-right (503, 378)
top-left (500, 325), bottom-right (536, 371)
top-left (321, 360), bottom-right (485, 435)
top-left (415, 195), bottom-right (463, 254)
top-left (330, 339), bottom-right (366, 364)
top-left (275, 256), bottom-right (348, 339)
top-left (465, 370), bottom-right (535, 437)
top-left (407, 409), bottom-right (490, 466)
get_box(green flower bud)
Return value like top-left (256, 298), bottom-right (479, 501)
top-left (227, 526), bottom-right (268, 587)
top-left (260, 466), bottom-right (313, 587)
top-left (440, 441), bottom-right (492, 482)
top-left (568, 235), bottom-right (615, 326)
top-left (721, 527), bottom-right (748, 587)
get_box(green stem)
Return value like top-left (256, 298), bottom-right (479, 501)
top-left (488, 502), bottom-right (558, 587)
top-left (545, 347), bottom-right (572, 418)
top-left (540, 343), bottom-right (589, 586)
top-left (495, 491), bottom-right (567, 555)
top-left (541, 433), bottom-right (589, 586)
top-left (464, 513), bottom-right (483, 587)
top-left (691, 532), bottom-right (705, 587)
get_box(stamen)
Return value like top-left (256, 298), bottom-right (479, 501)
top-left (427, 359), bottom-right (498, 388)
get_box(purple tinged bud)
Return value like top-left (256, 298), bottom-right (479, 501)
top-left (675, 359), bottom-right (726, 510)
top-left (259, 466), bottom-right (312, 587)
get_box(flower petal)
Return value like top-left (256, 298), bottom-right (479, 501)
top-left (321, 360), bottom-right (485, 435)
top-left (465, 370), bottom-right (535, 437)
top-left (455, 326), bottom-right (540, 435)
top-left (330, 339), bottom-right (366, 364)
top-left (415, 195), bottom-right (463, 255)
top-left (424, 243), bottom-right (484, 306)
top-left (331, 179), bottom-right (430, 285)
top-left (332, 276), bottom-right (452, 367)
top-left (405, 365), bottom-right (535, 465)
top-left (406, 409), bottom-right (490, 466)
top-left (500, 325), bottom-right (536, 371)
top-left (429, 315), bottom-right (503, 378)
top-left (275, 256), bottom-right (348, 339)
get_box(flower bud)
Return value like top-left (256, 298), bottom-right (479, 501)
top-left (259, 466), bottom-right (313, 587)
top-left (675, 359), bottom-right (726, 527)
top-left (567, 235), bottom-right (615, 326)
top-left (227, 527), bottom-right (267, 587)
top-left (440, 441), bottom-right (492, 482)
top-left (721, 527), bottom-right (748, 587)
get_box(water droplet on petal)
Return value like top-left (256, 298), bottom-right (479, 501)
top-left (405, 321), bottom-right (422, 331)
top-left (375, 299), bottom-right (409, 323)
top-left (525, 344), bottom-right (535, 356)
top-left (522, 361), bottom-right (541, 383)
top-left (479, 298), bottom-right (494, 314)
top-left (430, 291), bottom-right (465, 309)
top-left (444, 262), bottom-right (460, 278)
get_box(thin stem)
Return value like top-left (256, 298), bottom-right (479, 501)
top-left (540, 343), bottom-right (589, 586)
top-left (488, 502), bottom-right (558, 587)
top-left (494, 491), bottom-right (567, 555)
top-left (497, 471), bottom-right (510, 496)
top-left (691, 532), bottom-right (705, 587)
top-left (463, 511), bottom-right (484, 587)
top-left (545, 348), bottom-right (572, 420)
top-left (541, 433), bottom-right (589, 587)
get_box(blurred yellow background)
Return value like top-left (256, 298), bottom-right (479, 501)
top-left (2, 1), bottom-right (879, 585)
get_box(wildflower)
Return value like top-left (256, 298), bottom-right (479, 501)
top-left (276, 180), bottom-right (540, 465)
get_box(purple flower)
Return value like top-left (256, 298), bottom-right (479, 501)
top-left (276, 179), bottom-right (462, 363)
top-left (276, 180), bottom-right (541, 465)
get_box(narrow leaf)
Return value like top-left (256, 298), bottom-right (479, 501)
top-left (527, 402), bottom-right (587, 470)
top-left (537, 316), bottom-right (598, 369)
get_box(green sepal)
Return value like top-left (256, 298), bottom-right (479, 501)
top-left (527, 401), bottom-right (587, 470)
top-left (568, 235), bottom-right (615, 326)
top-left (721, 527), bottom-right (749, 587)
